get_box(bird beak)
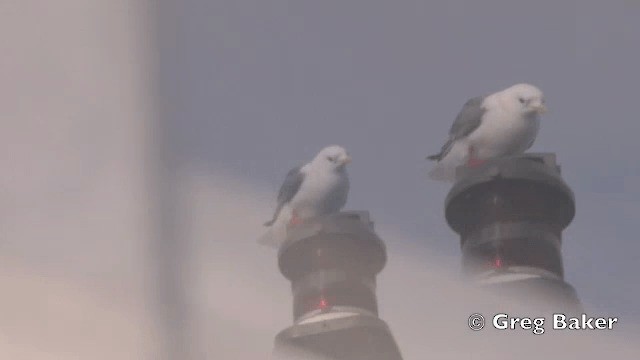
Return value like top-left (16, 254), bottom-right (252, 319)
top-left (341, 156), bottom-right (352, 165)
top-left (532, 104), bottom-right (547, 114)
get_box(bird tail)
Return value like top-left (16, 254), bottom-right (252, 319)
top-left (426, 140), bottom-right (453, 162)
top-left (257, 223), bottom-right (289, 248)
top-left (263, 203), bottom-right (284, 227)
top-left (428, 162), bottom-right (457, 182)
top-left (257, 207), bottom-right (290, 249)
top-left (427, 141), bottom-right (469, 182)
top-left (257, 228), bottom-right (280, 248)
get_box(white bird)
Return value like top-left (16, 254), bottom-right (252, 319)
top-left (258, 145), bottom-right (351, 248)
top-left (426, 83), bottom-right (547, 182)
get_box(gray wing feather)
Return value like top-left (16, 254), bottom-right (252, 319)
top-left (524, 119), bottom-right (540, 151)
top-left (264, 166), bottom-right (305, 226)
top-left (427, 96), bottom-right (487, 161)
top-left (525, 137), bottom-right (535, 150)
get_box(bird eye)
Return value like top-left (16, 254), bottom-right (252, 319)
top-left (326, 156), bottom-right (336, 162)
top-left (518, 97), bottom-right (526, 104)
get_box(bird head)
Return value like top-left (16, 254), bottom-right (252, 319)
top-left (505, 83), bottom-right (547, 115)
top-left (313, 145), bottom-right (351, 171)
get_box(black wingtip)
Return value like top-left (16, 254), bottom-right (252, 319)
top-left (426, 154), bottom-right (441, 161)
top-left (263, 220), bottom-right (274, 227)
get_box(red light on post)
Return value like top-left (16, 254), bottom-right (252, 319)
top-left (318, 298), bottom-right (329, 309)
top-left (493, 256), bottom-right (503, 269)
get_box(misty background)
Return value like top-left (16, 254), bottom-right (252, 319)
top-left (3, 0), bottom-right (640, 359)
top-left (161, 0), bottom-right (640, 322)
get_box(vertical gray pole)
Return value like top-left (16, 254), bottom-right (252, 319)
top-left (150, 2), bottom-right (194, 359)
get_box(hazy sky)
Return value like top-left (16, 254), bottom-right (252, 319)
top-left (7, 1), bottom-right (640, 358)
top-left (159, 0), bottom-right (640, 324)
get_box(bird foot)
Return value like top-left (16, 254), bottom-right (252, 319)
top-left (466, 158), bottom-right (486, 168)
top-left (288, 213), bottom-right (303, 227)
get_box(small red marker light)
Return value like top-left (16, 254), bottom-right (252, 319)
top-left (318, 298), bottom-right (328, 309)
top-left (493, 257), bottom-right (502, 268)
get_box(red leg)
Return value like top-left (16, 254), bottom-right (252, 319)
top-left (467, 158), bottom-right (487, 167)
top-left (289, 211), bottom-right (303, 226)
top-left (466, 146), bottom-right (486, 167)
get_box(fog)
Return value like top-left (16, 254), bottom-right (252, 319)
top-left (183, 170), bottom-right (640, 359)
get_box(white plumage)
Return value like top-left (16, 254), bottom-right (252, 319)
top-left (258, 145), bottom-right (350, 248)
top-left (427, 83), bottom-right (546, 182)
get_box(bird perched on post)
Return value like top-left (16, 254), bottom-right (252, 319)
top-left (258, 145), bottom-right (351, 248)
top-left (426, 83), bottom-right (547, 182)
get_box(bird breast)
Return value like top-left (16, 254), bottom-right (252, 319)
top-left (468, 109), bottom-right (539, 159)
top-left (290, 170), bottom-right (348, 218)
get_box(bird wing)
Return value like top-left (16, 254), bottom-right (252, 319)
top-left (427, 96), bottom-right (487, 161)
top-left (264, 165), bottom-right (306, 226)
top-left (523, 117), bottom-right (541, 151)
top-left (525, 136), bottom-right (535, 151)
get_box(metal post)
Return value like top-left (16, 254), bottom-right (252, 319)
top-left (273, 212), bottom-right (403, 360)
top-left (444, 153), bottom-right (582, 313)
